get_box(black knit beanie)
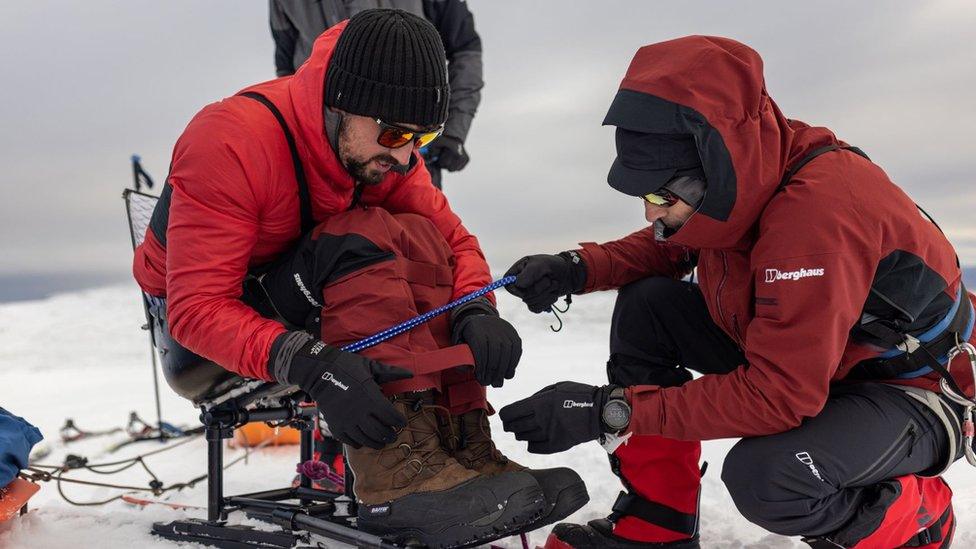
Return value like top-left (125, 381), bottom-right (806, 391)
top-left (324, 9), bottom-right (450, 128)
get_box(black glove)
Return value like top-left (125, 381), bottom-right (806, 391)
top-left (269, 332), bottom-right (413, 449)
top-left (504, 252), bottom-right (587, 313)
top-left (427, 135), bottom-right (470, 172)
top-left (451, 298), bottom-right (522, 388)
top-left (499, 382), bottom-right (613, 454)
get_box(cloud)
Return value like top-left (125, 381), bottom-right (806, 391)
top-left (1, 0), bottom-right (974, 278)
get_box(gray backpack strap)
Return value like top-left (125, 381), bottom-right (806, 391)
top-left (894, 385), bottom-right (959, 477)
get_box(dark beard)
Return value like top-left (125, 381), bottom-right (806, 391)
top-left (343, 155), bottom-right (399, 185)
top-left (337, 117), bottom-right (401, 185)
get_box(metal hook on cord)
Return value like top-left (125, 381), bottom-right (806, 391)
top-left (549, 307), bottom-right (563, 332)
top-left (549, 295), bottom-right (572, 332)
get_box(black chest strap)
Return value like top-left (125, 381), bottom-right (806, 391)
top-left (151, 93), bottom-right (316, 247)
top-left (778, 144), bottom-right (870, 191)
top-left (238, 91), bottom-right (315, 235)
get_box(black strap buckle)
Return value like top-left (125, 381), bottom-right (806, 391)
top-left (608, 491), bottom-right (698, 537)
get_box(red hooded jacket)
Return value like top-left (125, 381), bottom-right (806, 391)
top-left (132, 22), bottom-right (491, 381)
top-left (578, 37), bottom-right (974, 441)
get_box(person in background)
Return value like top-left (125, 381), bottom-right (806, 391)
top-left (270, 0), bottom-right (481, 189)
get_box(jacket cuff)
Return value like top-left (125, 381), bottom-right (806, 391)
top-left (557, 250), bottom-right (588, 293)
top-left (624, 385), bottom-right (664, 436)
top-left (576, 242), bottom-right (611, 293)
top-left (450, 297), bottom-right (497, 344)
top-left (450, 296), bottom-right (497, 325)
top-left (268, 331), bottom-right (315, 384)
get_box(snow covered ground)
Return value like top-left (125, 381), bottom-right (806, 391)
top-left (3, 283), bottom-right (976, 548)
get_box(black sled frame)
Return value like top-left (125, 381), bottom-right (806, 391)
top-left (150, 384), bottom-right (400, 549)
top-left (124, 178), bottom-right (401, 549)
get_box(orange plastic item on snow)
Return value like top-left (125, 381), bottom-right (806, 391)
top-left (231, 423), bottom-right (301, 448)
top-left (0, 478), bottom-right (40, 521)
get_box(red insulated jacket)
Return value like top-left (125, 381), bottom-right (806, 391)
top-left (132, 21), bottom-right (491, 381)
top-left (579, 36), bottom-right (974, 441)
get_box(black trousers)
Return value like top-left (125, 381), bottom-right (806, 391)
top-left (609, 277), bottom-right (951, 537)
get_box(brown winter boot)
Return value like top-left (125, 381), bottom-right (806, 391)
top-left (346, 391), bottom-right (477, 505)
top-left (346, 391), bottom-right (547, 548)
top-left (443, 408), bottom-right (590, 530)
top-left (441, 406), bottom-right (522, 475)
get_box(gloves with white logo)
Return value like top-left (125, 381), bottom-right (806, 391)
top-left (269, 331), bottom-right (413, 449)
top-left (499, 381), bottom-right (614, 454)
top-left (504, 252), bottom-right (588, 314)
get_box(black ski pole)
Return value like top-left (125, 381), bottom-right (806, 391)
top-left (131, 154), bottom-right (155, 192)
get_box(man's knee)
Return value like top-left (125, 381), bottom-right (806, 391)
top-left (611, 277), bottom-right (695, 344)
top-left (614, 276), bottom-right (688, 316)
top-left (722, 437), bottom-right (831, 535)
top-left (259, 207), bottom-right (455, 328)
top-left (606, 353), bottom-right (691, 387)
top-left (315, 208), bottom-right (450, 260)
top-left (609, 277), bottom-right (695, 386)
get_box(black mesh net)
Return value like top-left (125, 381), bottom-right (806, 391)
top-left (124, 189), bottom-right (159, 250)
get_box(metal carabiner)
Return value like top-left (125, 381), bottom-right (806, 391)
top-left (941, 339), bottom-right (976, 466)
top-left (963, 405), bottom-right (976, 467)
top-left (941, 341), bottom-right (976, 404)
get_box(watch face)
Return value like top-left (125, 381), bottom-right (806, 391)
top-left (603, 400), bottom-right (630, 430)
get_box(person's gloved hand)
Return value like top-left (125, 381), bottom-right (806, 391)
top-left (499, 381), bottom-right (613, 454)
top-left (504, 252), bottom-right (587, 313)
top-left (427, 136), bottom-right (470, 172)
top-left (269, 332), bottom-right (413, 449)
top-left (452, 298), bottom-right (522, 388)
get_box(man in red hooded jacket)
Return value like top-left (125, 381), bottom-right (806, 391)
top-left (500, 36), bottom-right (974, 548)
top-left (132, 9), bottom-right (589, 547)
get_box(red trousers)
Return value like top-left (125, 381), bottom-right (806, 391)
top-left (311, 207), bottom-right (487, 414)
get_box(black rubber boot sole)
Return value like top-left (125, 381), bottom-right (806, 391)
top-left (545, 519), bottom-right (700, 549)
top-left (523, 467), bottom-right (589, 531)
top-left (357, 470), bottom-right (546, 548)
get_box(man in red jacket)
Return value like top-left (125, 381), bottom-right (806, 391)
top-left (132, 9), bottom-right (586, 547)
top-left (501, 36), bottom-right (974, 549)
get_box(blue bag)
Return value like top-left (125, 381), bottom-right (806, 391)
top-left (0, 407), bottom-right (43, 487)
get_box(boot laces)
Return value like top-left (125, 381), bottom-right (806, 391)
top-left (390, 398), bottom-right (453, 478)
top-left (459, 411), bottom-right (506, 466)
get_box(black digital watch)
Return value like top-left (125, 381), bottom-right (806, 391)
top-left (601, 386), bottom-right (632, 433)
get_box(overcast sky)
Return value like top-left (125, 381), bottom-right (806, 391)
top-left (1, 0), bottom-right (975, 286)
